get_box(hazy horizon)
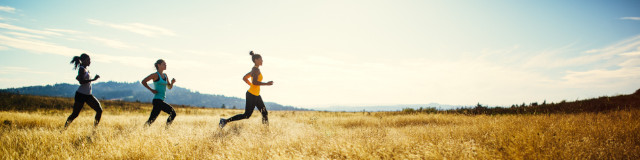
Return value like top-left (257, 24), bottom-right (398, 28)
top-left (1, 1), bottom-right (640, 108)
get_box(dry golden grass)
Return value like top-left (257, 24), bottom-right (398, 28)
top-left (1, 106), bottom-right (639, 159)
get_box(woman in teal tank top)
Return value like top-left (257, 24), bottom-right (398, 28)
top-left (141, 59), bottom-right (177, 128)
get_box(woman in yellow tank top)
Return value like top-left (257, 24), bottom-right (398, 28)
top-left (220, 51), bottom-right (273, 128)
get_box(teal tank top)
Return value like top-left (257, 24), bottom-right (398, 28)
top-left (153, 72), bottom-right (168, 100)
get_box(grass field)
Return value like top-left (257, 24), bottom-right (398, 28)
top-left (1, 104), bottom-right (639, 159)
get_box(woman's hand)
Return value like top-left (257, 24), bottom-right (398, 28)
top-left (93, 75), bottom-right (100, 80)
top-left (168, 78), bottom-right (176, 89)
top-left (267, 81), bottom-right (274, 85)
top-left (150, 89), bottom-right (158, 94)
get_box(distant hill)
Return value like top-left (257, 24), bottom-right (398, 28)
top-left (324, 89), bottom-right (640, 114)
top-left (319, 103), bottom-right (463, 112)
top-left (401, 88), bottom-right (640, 115)
top-left (0, 81), bottom-right (311, 111)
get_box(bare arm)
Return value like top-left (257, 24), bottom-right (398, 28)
top-left (141, 73), bottom-right (158, 94)
top-left (243, 72), bottom-right (252, 86)
top-left (250, 67), bottom-right (273, 86)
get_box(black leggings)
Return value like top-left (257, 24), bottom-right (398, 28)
top-left (145, 99), bottom-right (176, 126)
top-left (228, 91), bottom-right (268, 123)
top-left (66, 92), bottom-right (103, 126)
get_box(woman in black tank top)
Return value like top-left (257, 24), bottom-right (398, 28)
top-left (64, 53), bottom-right (103, 129)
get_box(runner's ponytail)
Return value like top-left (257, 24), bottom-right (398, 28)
top-left (70, 53), bottom-right (89, 70)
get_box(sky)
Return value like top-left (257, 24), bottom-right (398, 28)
top-left (1, 0), bottom-right (639, 109)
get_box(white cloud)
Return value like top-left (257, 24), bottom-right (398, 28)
top-left (621, 51), bottom-right (640, 56)
top-left (597, 35), bottom-right (640, 54)
top-left (0, 34), bottom-right (80, 56)
top-left (260, 52), bottom-right (561, 107)
top-left (521, 44), bottom-right (578, 68)
top-left (5, 32), bottom-right (46, 39)
top-left (90, 37), bottom-right (134, 49)
top-left (520, 35), bottom-right (640, 70)
top-left (182, 50), bottom-right (235, 58)
top-left (86, 19), bottom-right (102, 25)
top-left (0, 16), bottom-right (18, 21)
top-left (89, 52), bottom-right (207, 73)
top-left (150, 48), bottom-right (173, 54)
top-left (0, 31), bottom-right (199, 83)
top-left (457, 35), bottom-right (640, 105)
top-left (0, 6), bottom-right (15, 13)
top-left (502, 34), bottom-right (640, 90)
top-left (0, 33), bottom-right (170, 70)
top-left (0, 67), bottom-right (53, 75)
top-left (584, 49), bottom-right (600, 53)
top-left (0, 29), bottom-right (190, 72)
top-left (87, 19), bottom-right (176, 37)
top-left (0, 23), bottom-right (62, 36)
top-left (559, 35), bottom-right (640, 88)
top-left (45, 28), bottom-right (83, 34)
top-left (288, 34), bottom-right (640, 106)
top-left (184, 50), bottom-right (208, 56)
top-left (92, 54), bottom-right (154, 69)
top-left (620, 46), bottom-right (640, 56)
top-left (619, 58), bottom-right (640, 67)
top-left (621, 17), bottom-right (640, 21)
top-left (562, 67), bottom-right (640, 87)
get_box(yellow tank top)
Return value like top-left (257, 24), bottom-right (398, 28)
top-left (248, 73), bottom-right (263, 96)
